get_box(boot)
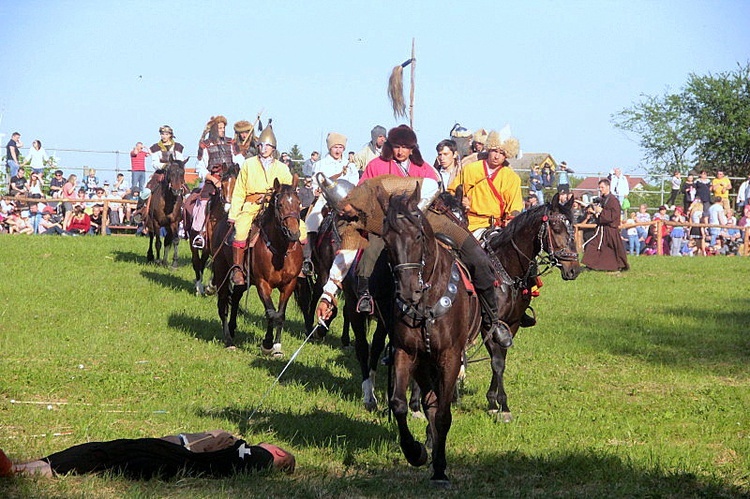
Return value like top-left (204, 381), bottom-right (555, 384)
top-left (356, 276), bottom-right (373, 314)
top-left (520, 308), bottom-right (536, 327)
top-left (478, 287), bottom-right (513, 348)
top-left (302, 232), bottom-right (315, 276)
top-left (231, 245), bottom-right (246, 286)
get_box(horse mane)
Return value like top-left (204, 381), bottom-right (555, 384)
top-left (222, 162), bottom-right (239, 180)
top-left (385, 193), bottom-right (425, 233)
top-left (491, 196), bottom-right (574, 248)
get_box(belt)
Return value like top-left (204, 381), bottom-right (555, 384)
top-left (245, 193), bottom-right (265, 204)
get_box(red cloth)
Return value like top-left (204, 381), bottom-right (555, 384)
top-left (67, 213), bottom-right (91, 233)
top-left (359, 157), bottom-right (439, 184)
top-left (130, 150), bottom-right (148, 171)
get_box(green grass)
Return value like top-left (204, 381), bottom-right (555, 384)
top-left (1, 236), bottom-right (748, 498)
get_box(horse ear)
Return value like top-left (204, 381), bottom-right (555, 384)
top-left (374, 184), bottom-right (390, 213)
top-left (455, 184), bottom-right (464, 206)
top-left (274, 177), bottom-right (281, 190)
top-left (292, 173), bottom-right (299, 187)
top-left (409, 184), bottom-right (421, 208)
top-left (551, 192), bottom-right (560, 209)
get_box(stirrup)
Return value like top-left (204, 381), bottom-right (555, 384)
top-left (489, 322), bottom-right (513, 349)
top-left (301, 259), bottom-right (314, 277)
top-left (356, 294), bottom-right (374, 314)
top-left (192, 234), bottom-right (205, 249)
top-left (520, 313), bottom-right (537, 328)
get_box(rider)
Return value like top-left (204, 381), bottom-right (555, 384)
top-left (134, 125), bottom-right (184, 224)
top-left (314, 174), bottom-right (515, 349)
top-left (192, 116), bottom-right (236, 248)
top-left (232, 119), bottom-right (257, 163)
top-left (304, 132), bottom-right (361, 277)
top-left (228, 123), bottom-right (307, 286)
top-left (450, 131), bottom-right (536, 328)
top-left (352, 125), bottom-right (441, 314)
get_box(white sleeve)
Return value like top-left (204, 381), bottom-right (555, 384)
top-left (417, 177), bottom-right (440, 211)
top-left (322, 248), bottom-right (357, 298)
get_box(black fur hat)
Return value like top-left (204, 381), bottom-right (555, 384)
top-left (380, 125), bottom-right (424, 166)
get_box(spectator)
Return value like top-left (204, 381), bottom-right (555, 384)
top-left (49, 169), bottom-right (65, 199)
top-left (625, 213), bottom-right (639, 256)
top-left (5, 132), bottom-right (23, 188)
top-left (84, 168), bottom-right (99, 197)
top-left (88, 204), bottom-right (110, 235)
top-left (122, 186), bottom-right (140, 224)
top-left (529, 165), bottom-right (544, 203)
top-left (38, 210), bottom-right (65, 235)
top-left (582, 178), bottom-right (629, 271)
top-left (25, 140), bottom-right (48, 174)
top-left (302, 151), bottom-right (320, 178)
top-left (524, 194), bottom-right (539, 211)
top-left (694, 170), bottom-right (711, 207)
top-left (707, 196), bottom-right (727, 247)
top-left (540, 163), bottom-right (553, 189)
top-left (27, 171), bottom-right (44, 199)
top-left (6, 209), bottom-right (34, 234)
top-left (130, 142), bottom-right (150, 191)
top-left (61, 174), bottom-right (78, 229)
top-left (609, 167), bottom-right (630, 207)
top-left (353, 125), bottom-right (387, 173)
top-left (297, 176), bottom-right (315, 219)
top-left (688, 199), bottom-right (705, 255)
top-left (634, 203), bottom-right (651, 247)
top-left (65, 204), bottom-right (91, 235)
top-left (682, 174), bottom-right (696, 212)
top-left (280, 152), bottom-right (293, 169)
top-left (9, 167), bottom-right (29, 198)
top-left (653, 205), bottom-right (669, 221)
top-left (27, 203), bottom-right (42, 233)
top-left (556, 161), bottom-right (573, 193)
top-left (669, 207), bottom-right (687, 256)
top-left (736, 173), bottom-right (750, 212)
top-left (711, 170), bottom-right (732, 212)
top-left (666, 171), bottom-right (682, 208)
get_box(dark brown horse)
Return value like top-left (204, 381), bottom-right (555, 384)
top-left (182, 163), bottom-right (238, 296)
top-left (481, 193), bottom-right (580, 422)
top-left (212, 177), bottom-right (303, 353)
top-left (381, 188), bottom-right (481, 486)
top-left (145, 157), bottom-right (186, 268)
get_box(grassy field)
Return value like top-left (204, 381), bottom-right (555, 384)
top-left (1, 235), bottom-right (748, 498)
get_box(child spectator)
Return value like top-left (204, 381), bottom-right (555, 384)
top-left (669, 208), bottom-right (686, 256)
top-left (65, 205), bottom-right (91, 235)
top-left (625, 213), bottom-right (639, 256)
top-left (39, 211), bottom-right (65, 235)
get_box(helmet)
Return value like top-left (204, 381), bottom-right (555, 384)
top-left (316, 172), bottom-right (353, 210)
top-left (258, 124), bottom-right (277, 148)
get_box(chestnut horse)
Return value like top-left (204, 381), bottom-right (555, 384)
top-left (145, 157), bottom-right (186, 268)
top-left (182, 163), bottom-right (238, 296)
top-left (480, 192), bottom-right (580, 422)
top-left (381, 188), bottom-right (481, 486)
top-left (212, 177), bottom-right (303, 353)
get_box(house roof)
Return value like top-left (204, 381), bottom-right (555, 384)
top-left (574, 175), bottom-right (648, 194)
top-left (508, 153), bottom-right (555, 171)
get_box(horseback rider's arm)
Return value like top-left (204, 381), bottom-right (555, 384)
top-left (316, 248), bottom-right (358, 320)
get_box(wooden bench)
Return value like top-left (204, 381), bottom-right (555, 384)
top-left (108, 225), bottom-right (138, 235)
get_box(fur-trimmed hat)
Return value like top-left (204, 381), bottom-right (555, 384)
top-left (472, 128), bottom-right (489, 144)
top-left (381, 125), bottom-right (424, 166)
top-left (484, 131), bottom-right (520, 159)
top-left (233, 120), bottom-right (252, 133)
top-left (326, 132), bottom-right (347, 150)
top-left (207, 115), bottom-right (227, 127)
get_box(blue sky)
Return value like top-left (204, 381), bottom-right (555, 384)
top-left (1, 0), bottom-right (748, 182)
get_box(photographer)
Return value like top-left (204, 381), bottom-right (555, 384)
top-left (582, 178), bottom-right (629, 271)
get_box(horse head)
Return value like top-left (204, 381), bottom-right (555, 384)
top-left (272, 175), bottom-right (301, 242)
top-left (383, 187), bottom-right (433, 307)
top-left (546, 193), bottom-right (581, 280)
top-left (220, 162), bottom-right (239, 208)
top-left (164, 155), bottom-right (187, 196)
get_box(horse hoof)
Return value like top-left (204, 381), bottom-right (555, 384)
top-left (430, 478), bottom-right (451, 489)
top-left (226, 345), bottom-right (237, 351)
top-left (261, 343), bottom-right (284, 358)
top-left (406, 443), bottom-right (428, 467)
top-left (501, 411), bottom-right (513, 423)
top-left (205, 285), bottom-right (217, 296)
top-left (410, 411), bottom-right (426, 420)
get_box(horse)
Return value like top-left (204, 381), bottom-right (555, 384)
top-left (212, 177), bottom-right (303, 353)
top-left (145, 157), bottom-right (186, 268)
top-left (480, 192), bottom-right (580, 422)
top-left (381, 187), bottom-right (481, 485)
top-left (182, 163), bottom-right (238, 296)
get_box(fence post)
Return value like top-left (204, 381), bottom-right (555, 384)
top-left (656, 219), bottom-right (663, 255)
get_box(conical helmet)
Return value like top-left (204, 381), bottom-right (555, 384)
top-left (258, 124), bottom-right (277, 148)
top-left (316, 172), bottom-right (354, 210)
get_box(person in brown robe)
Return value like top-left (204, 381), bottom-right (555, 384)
top-left (582, 178), bottom-right (629, 271)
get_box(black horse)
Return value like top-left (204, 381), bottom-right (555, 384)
top-left (381, 188), bottom-right (481, 485)
top-left (481, 192), bottom-right (581, 421)
top-left (145, 157), bottom-right (186, 268)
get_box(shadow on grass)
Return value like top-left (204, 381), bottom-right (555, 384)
top-left (140, 269), bottom-right (193, 294)
top-left (167, 311), bottom-right (267, 346)
top-left (111, 249), bottom-right (144, 264)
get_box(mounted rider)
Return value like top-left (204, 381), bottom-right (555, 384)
top-left (232, 119), bottom-right (257, 162)
top-left (134, 125), bottom-right (184, 224)
top-left (228, 123), bottom-right (307, 286)
top-left (314, 129), bottom-right (515, 349)
top-left (191, 116), bottom-right (236, 249)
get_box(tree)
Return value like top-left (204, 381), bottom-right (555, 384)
top-left (288, 144), bottom-right (304, 177)
top-left (613, 62), bottom-right (750, 177)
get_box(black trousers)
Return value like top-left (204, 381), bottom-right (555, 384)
top-left (44, 438), bottom-right (273, 479)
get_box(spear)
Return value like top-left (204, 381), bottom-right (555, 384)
top-left (387, 38), bottom-right (416, 128)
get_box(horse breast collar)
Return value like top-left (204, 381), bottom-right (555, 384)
top-left (396, 260), bottom-right (463, 328)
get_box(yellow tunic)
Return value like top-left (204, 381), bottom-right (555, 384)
top-left (449, 160), bottom-right (523, 231)
top-left (229, 156), bottom-right (301, 241)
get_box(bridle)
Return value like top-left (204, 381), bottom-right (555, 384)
top-left (164, 163), bottom-right (185, 197)
top-left (506, 206), bottom-right (578, 276)
top-left (273, 190), bottom-right (301, 241)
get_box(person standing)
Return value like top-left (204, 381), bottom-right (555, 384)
top-left (556, 161), bottom-right (573, 193)
top-left (301, 151), bottom-right (319, 178)
top-left (6, 132), bottom-right (23, 193)
top-left (707, 196), bottom-right (727, 247)
top-left (711, 170), bottom-right (732, 213)
top-left (694, 170), bottom-right (712, 208)
top-left (609, 168), bottom-right (630, 207)
top-left (434, 139), bottom-right (461, 191)
top-left (736, 173), bottom-right (750, 212)
top-left (666, 171), bottom-right (682, 208)
top-left (529, 165), bottom-right (544, 203)
top-left (448, 130), bottom-right (523, 235)
top-left (682, 174), bottom-right (696, 212)
top-left (129, 142), bottom-right (150, 191)
top-left (353, 125), bottom-right (387, 174)
top-left (25, 140), bottom-right (48, 174)
top-left (582, 178), bottom-right (629, 271)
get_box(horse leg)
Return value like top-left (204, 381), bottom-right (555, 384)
top-left (170, 233), bottom-right (180, 270)
top-left (147, 233), bottom-right (155, 262)
top-left (155, 234), bottom-right (163, 266)
top-left (217, 278), bottom-right (233, 347)
top-left (191, 247), bottom-right (204, 296)
top-left (341, 311), bottom-right (351, 347)
top-left (426, 353), bottom-right (462, 485)
top-left (351, 303), bottom-right (377, 411)
top-left (257, 281), bottom-right (283, 357)
top-left (227, 285), bottom-right (244, 348)
top-left (390, 349), bottom-right (428, 469)
top-left (484, 335), bottom-right (512, 422)
top-left (270, 279), bottom-right (297, 356)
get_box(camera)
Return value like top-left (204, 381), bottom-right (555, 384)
top-left (591, 197), bottom-right (602, 205)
